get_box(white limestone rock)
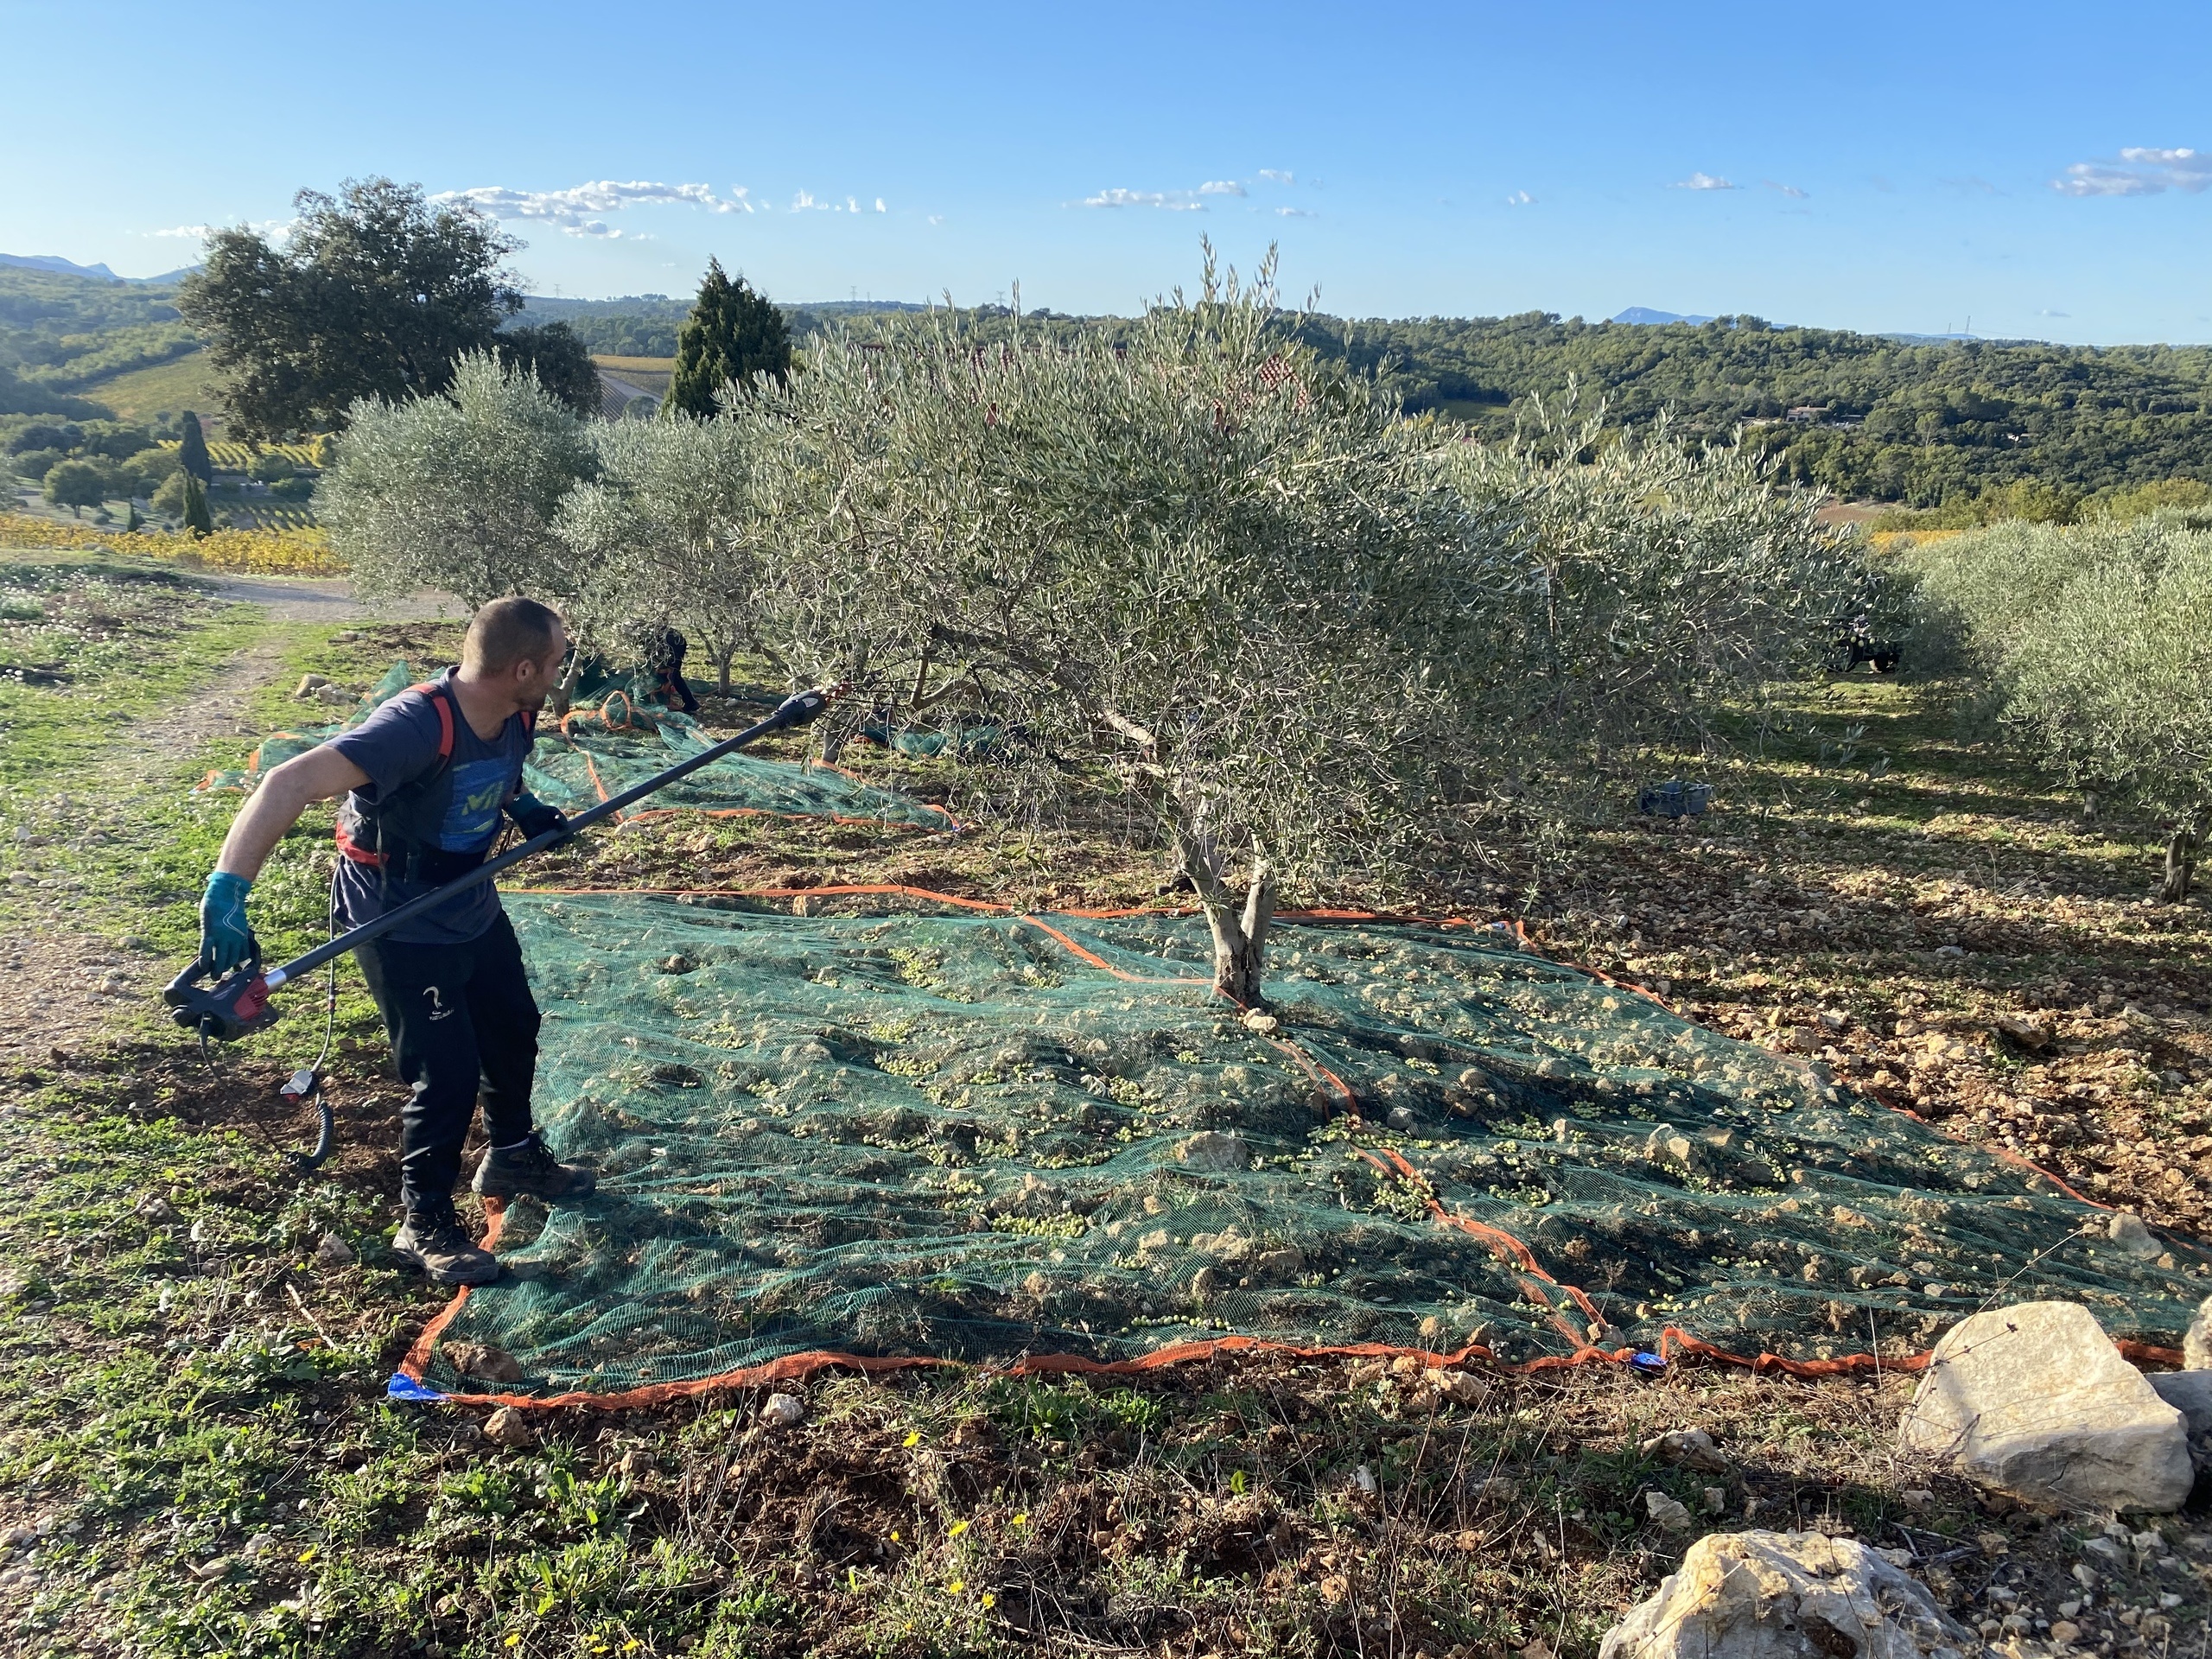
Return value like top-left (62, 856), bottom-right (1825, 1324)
top-left (482, 1406), bottom-right (536, 1448)
top-left (1898, 1300), bottom-right (2190, 1513)
top-left (2108, 1211), bottom-right (2160, 1259)
top-left (2184, 1294), bottom-right (2212, 1372)
top-left (1599, 1529), bottom-right (1977, 1659)
top-left (1175, 1131), bottom-right (1250, 1172)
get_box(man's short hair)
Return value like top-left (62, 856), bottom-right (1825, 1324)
top-left (464, 597), bottom-right (564, 674)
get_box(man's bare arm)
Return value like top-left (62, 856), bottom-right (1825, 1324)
top-left (216, 746), bottom-right (372, 881)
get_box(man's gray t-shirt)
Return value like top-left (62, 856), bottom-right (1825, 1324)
top-left (325, 680), bottom-right (535, 946)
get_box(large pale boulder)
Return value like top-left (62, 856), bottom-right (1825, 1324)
top-left (1898, 1300), bottom-right (2190, 1512)
top-left (1598, 1530), bottom-right (1976, 1659)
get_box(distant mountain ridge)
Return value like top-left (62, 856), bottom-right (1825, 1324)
top-left (1611, 307), bottom-right (1716, 327)
top-left (0, 252), bottom-right (194, 285)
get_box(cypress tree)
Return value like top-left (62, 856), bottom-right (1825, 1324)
top-left (178, 411), bottom-right (213, 485)
top-left (664, 258), bottom-right (791, 417)
top-left (182, 473), bottom-right (214, 538)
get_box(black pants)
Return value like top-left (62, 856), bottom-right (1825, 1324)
top-left (655, 628), bottom-right (699, 714)
top-left (353, 910), bottom-right (541, 1212)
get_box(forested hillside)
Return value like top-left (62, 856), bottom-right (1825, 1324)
top-left (516, 294), bottom-right (931, 358)
top-left (548, 290), bottom-right (2212, 510)
top-left (0, 266), bottom-right (195, 416)
top-left (1287, 312), bottom-right (2212, 509)
top-left (17, 266), bottom-right (2212, 508)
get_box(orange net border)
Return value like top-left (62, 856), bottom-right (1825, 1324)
top-left (391, 882), bottom-right (2190, 1410)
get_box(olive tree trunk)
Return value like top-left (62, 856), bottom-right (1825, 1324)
top-left (2158, 812), bottom-right (2207, 904)
top-left (552, 646), bottom-right (588, 718)
top-left (1178, 829), bottom-right (1277, 1005)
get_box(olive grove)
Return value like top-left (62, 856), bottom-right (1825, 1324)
top-left (320, 252), bottom-right (1869, 1000)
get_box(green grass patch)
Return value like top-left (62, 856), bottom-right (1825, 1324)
top-left (0, 557), bottom-right (259, 792)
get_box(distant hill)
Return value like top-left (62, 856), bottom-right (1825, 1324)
top-left (518, 293), bottom-right (933, 358)
top-left (1611, 307), bottom-right (1715, 326)
top-left (791, 299), bottom-right (931, 316)
top-left (1278, 309), bottom-right (2212, 508)
top-left (75, 348), bottom-right (226, 425)
top-left (0, 264), bottom-right (194, 418)
top-left (1881, 331), bottom-right (2018, 346)
top-left (1, 253), bottom-right (121, 279)
top-left (0, 252), bottom-right (196, 284)
top-left (7, 262), bottom-right (2205, 509)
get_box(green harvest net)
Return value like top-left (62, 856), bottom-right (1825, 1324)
top-left (523, 701), bottom-right (953, 830)
top-left (411, 893), bottom-right (2204, 1397)
top-left (194, 662), bottom-right (948, 830)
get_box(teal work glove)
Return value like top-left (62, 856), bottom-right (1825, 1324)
top-left (199, 870), bottom-right (255, 976)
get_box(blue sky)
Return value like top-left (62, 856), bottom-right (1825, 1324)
top-left (6, 0), bottom-right (2210, 343)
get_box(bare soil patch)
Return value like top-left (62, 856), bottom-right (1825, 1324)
top-left (193, 574), bottom-right (458, 624)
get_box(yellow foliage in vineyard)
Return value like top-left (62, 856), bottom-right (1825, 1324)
top-left (1867, 529), bottom-right (1966, 552)
top-left (0, 512), bottom-right (345, 575)
top-left (156, 439), bottom-right (324, 470)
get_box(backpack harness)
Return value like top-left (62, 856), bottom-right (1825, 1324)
top-left (334, 679), bottom-right (537, 888)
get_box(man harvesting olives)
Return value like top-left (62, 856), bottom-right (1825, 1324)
top-left (196, 597), bottom-right (594, 1284)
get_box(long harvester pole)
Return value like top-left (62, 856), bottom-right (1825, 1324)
top-left (164, 685), bottom-right (840, 1042)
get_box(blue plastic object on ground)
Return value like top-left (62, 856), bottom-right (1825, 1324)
top-left (1637, 780), bottom-right (1713, 818)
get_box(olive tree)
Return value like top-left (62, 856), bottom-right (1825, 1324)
top-left (766, 252), bottom-right (1493, 1001)
top-left (1902, 517), bottom-right (2212, 899)
top-left (321, 352), bottom-right (598, 608)
top-left (553, 410), bottom-right (800, 696)
top-left (1437, 399), bottom-right (1872, 791)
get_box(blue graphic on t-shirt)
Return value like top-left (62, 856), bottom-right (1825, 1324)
top-left (441, 756), bottom-right (518, 850)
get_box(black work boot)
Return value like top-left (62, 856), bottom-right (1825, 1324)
top-left (391, 1205), bottom-right (499, 1287)
top-left (472, 1131), bottom-right (598, 1203)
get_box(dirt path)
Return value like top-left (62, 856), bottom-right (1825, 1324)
top-left (195, 573), bottom-right (456, 623)
top-left (128, 639), bottom-right (286, 770)
top-left (0, 639), bottom-right (290, 1066)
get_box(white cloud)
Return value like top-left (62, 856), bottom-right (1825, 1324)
top-left (1084, 186), bottom-right (1208, 211)
top-left (1257, 168), bottom-right (1294, 184)
top-left (2039, 308), bottom-right (2071, 317)
top-left (786, 189), bottom-right (887, 214)
top-left (1505, 189), bottom-right (1535, 207)
top-left (1760, 179), bottom-right (1808, 198)
top-left (1671, 172), bottom-right (1738, 191)
top-left (436, 180), bottom-right (751, 238)
top-left (2053, 146), bottom-right (2212, 196)
top-left (1275, 206), bottom-right (1317, 218)
top-left (1199, 180), bottom-right (1246, 197)
top-left (148, 217), bottom-right (292, 240)
top-left (927, 214), bottom-right (944, 226)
